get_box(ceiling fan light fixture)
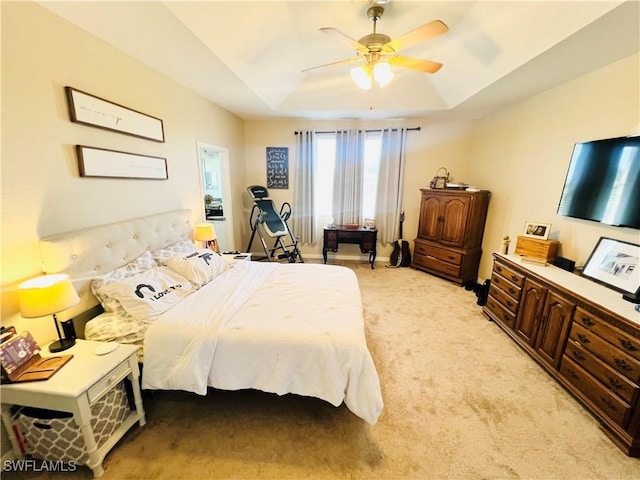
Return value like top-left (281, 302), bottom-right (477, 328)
top-left (373, 61), bottom-right (393, 87)
top-left (351, 65), bottom-right (372, 90)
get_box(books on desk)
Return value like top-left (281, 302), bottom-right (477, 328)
top-left (0, 329), bottom-right (72, 383)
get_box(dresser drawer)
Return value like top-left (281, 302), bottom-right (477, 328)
top-left (561, 356), bottom-right (632, 427)
top-left (570, 323), bottom-right (640, 384)
top-left (87, 361), bottom-right (131, 403)
top-left (565, 341), bottom-right (639, 405)
top-left (488, 278), bottom-right (520, 313)
top-left (413, 242), bottom-right (462, 266)
top-left (492, 262), bottom-right (524, 288)
top-left (413, 253), bottom-right (461, 277)
top-left (490, 272), bottom-right (522, 301)
top-left (485, 295), bottom-right (516, 329)
top-left (574, 307), bottom-right (640, 362)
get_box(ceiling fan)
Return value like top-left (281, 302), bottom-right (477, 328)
top-left (303, 5), bottom-right (448, 89)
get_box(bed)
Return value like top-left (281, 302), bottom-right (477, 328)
top-left (39, 210), bottom-right (383, 425)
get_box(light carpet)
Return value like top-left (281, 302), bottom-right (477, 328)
top-left (4, 261), bottom-right (639, 479)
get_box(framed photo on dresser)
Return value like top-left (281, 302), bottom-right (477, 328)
top-left (582, 237), bottom-right (640, 294)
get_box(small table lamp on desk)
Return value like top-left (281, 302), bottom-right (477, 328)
top-left (195, 222), bottom-right (220, 253)
top-left (18, 274), bottom-right (79, 353)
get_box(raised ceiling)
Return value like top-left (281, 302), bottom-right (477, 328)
top-left (39, 1), bottom-right (640, 121)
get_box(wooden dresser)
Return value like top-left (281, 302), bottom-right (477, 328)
top-left (412, 188), bottom-right (490, 285)
top-left (483, 253), bottom-right (640, 456)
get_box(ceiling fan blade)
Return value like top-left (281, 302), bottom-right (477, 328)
top-left (384, 20), bottom-right (448, 53)
top-left (302, 57), bottom-right (361, 73)
top-left (320, 27), bottom-right (368, 52)
top-left (388, 55), bottom-right (443, 73)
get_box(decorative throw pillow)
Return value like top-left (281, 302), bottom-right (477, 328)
top-left (90, 250), bottom-right (156, 312)
top-left (151, 240), bottom-right (197, 265)
top-left (166, 249), bottom-right (228, 288)
top-left (97, 267), bottom-right (193, 321)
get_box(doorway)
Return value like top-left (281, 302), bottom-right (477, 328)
top-left (197, 142), bottom-right (235, 251)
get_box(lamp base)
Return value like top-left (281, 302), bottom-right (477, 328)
top-left (49, 337), bottom-right (76, 353)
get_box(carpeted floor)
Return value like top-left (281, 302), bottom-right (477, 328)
top-left (3, 261), bottom-right (640, 479)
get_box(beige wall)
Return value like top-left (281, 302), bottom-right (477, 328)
top-left (243, 118), bottom-right (475, 260)
top-left (1, 2), bottom-right (246, 341)
top-left (470, 53), bottom-right (640, 279)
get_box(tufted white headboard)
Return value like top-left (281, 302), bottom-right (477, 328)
top-left (39, 209), bottom-right (193, 316)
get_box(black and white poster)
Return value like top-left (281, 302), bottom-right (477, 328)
top-left (266, 147), bottom-right (288, 189)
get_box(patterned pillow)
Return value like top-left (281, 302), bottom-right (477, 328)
top-left (151, 240), bottom-right (197, 265)
top-left (97, 267), bottom-right (193, 321)
top-left (90, 250), bottom-right (156, 312)
top-left (166, 249), bottom-right (228, 288)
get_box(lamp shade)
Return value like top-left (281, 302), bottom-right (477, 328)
top-left (19, 274), bottom-right (80, 318)
top-left (195, 223), bottom-right (217, 241)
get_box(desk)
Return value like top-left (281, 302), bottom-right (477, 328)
top-left (323, 226), bottom-right (377, 269)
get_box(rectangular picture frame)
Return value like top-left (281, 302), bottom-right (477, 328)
top-left (582, 237), bottom-right (640, 294)
top-left (76, 145), bottom-right (168, 180)
top-left (522, 222), bottom-right (551, 240)
top-left (65, 87), bottom-right (165, 142)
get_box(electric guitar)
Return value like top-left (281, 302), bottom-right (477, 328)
top-left (389, 212), bottom-right (412, 268)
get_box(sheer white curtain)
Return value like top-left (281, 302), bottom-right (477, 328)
top-left (332, 130), bottom-right (365, 225)
top-left (375, 128), bottom-right (408, 244)
top-left (293, 131), bottom-right (317, 243)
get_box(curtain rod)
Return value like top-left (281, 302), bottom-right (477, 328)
top-left (294, 127), bottom-right (420, 135)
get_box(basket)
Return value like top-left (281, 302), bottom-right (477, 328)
top-left (18, 381), bottom-right (130, 464)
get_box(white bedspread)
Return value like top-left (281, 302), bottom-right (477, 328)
top-left (141, 262), bottom-right (383, 425)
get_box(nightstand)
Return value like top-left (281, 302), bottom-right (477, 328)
top-left (0, 340), bottom-right (145, 478)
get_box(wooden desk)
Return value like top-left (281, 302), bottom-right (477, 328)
top-left (323, 226), bottom-right (377, 269)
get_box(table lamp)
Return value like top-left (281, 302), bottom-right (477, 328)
top-left (19, 274), bottom-right (80, 353)
top-left (195, 223), bottom-right (220, 253)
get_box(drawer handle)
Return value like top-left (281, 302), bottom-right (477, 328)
top-left (510, 275), bottom-right (518, 283)
top-left (608, 377), bottom-right (625, 391)
top-left (502, 314), bottom-right (511, 323)
top-left (599, 396), bottom-right (618, 412)
top-left (496, 265), bottom-right (503, 272)
top-left (614, 357), bottom-right (632, 371)
top-left (494, 277), bottom-right (501, 285)
top-left (506, 300), bottom-right (513, 307)
top-left (565, 368), bottom-right (579, 381)
top-left (619, 338), bottom-right (639, 352)
top-left (109, 374), bottom-right (117, 384)
top-left (577, 333), bottom-right (590, 344)
top-left (580, 316), bottom-right (596, 327)
top-left (508, 288), bottom-right (516, 295)
top-left (447, 255), bottom-right (456, 260)
top-left (571, 350), bottom-right (585, 362)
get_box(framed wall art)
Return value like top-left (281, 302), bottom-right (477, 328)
top-left (582, 237), bottom-right (640, 294)
top-left (76, 145), bottom-right (168, 180)
top-left (522, 222), bottom-right (551, 240)
top-left (266, 147), bottom-right (288, 189)
top-left (65, 87), bottom-right (165, 142)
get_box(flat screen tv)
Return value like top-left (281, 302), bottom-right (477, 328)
top-left (557, 135), bottom-right (640, 229)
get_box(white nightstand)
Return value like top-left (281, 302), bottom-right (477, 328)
top-left (0, 340), bottom-right (145, 477)
top-left (221, 252), bottom-right (252, 265)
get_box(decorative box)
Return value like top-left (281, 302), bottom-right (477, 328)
top-left (514, 236), bottom-right (559, 262)
top-left (18, 381), bottom-right (129, 464)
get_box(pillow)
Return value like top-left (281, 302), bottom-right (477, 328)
top-left (166, 249), bottom-right (228, 288)
top-left (151, 240), bottom-right (197, 266)
top-left (90, 250), bottom-right (156, 312)
top-left (97, 267), bottom-right (194, 321)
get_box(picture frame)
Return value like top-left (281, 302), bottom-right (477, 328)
top-left (76, 145), bottom-right (168, 180)
top-left (582, 237), bottom-right (640, 294)
top-left (363, 219), bottom-right (376, 229)
top-left (65, 87), bottom-right (165, 142)
top-left (522, 222), bottom-right (551, 240)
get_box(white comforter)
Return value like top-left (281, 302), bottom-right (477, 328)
top-left (141, 261), bottom-right (383, 425)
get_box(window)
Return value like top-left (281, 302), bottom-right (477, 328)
top-left (314, 131), bottom-right (382, 224)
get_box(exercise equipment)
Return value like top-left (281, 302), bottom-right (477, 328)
top-left (246, 185), bottom-right (304, 263)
